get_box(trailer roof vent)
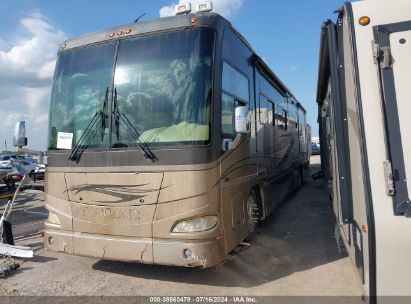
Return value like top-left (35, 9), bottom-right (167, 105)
top-left (196, 2), bottom-right (213, 13)
top-left (175, 2), bottom-right (192, 15)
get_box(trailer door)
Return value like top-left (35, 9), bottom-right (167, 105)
top-left (374, 22), bottom-right (411, 215)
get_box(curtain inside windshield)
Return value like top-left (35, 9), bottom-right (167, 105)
top-left (48, 42), bottom-right (116, 150)
top-left (112, 28), bottom-right (214, 147)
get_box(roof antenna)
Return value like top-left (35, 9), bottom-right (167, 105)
top-left (134, 13), bottom-right (146, 23)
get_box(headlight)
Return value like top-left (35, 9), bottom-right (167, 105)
top-left (172, 216), bottom-right (218, 233)
top-left (47, 212), bottom-right (61, 225)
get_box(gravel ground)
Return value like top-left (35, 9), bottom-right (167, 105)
top-left (0, 156), bottom-right (363, 299)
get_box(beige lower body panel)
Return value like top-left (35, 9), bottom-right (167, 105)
top-left (44, 228), bottom-right (226, 268)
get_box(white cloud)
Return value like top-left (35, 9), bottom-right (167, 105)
top-left (0, 37), bottom-right (9, 51)
top-left (159, 5), bottom-right (176, 18)
top-left (159, 0), bottom-right (245, 18)
top-left (288, 65), bottom-right (299, 72)
top-left (0, 12), bottom-right (66, 151)
top-left (22, 86), bottom-right (51, 110)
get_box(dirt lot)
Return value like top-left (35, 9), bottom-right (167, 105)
top-left (0, 156), bottom-right (363, 298)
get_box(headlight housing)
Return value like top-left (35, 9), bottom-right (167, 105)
top-left (47, 211), bottom-right (61, 225)
top-left (172, 216), bottom-right (218, 233)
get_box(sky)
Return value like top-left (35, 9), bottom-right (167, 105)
top-left (0, 0), bottom-right (348, 151)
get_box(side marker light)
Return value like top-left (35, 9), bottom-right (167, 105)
top-left (359, 16), bottom-right (370, 26)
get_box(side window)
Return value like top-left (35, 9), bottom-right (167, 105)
top-left (259, 94), bottom-right (275, 126)
top-left (222, 62), bottom-right (249, 102)
top-left (298, 109), bottom-right (306, 140)
top-left (276, 105), bottom-right (288, 130)
top-left (221, 61), bottom-right (250, 138)
top-left (259, 95), bottom-right (269, 125)
top-left (288, 100), bottom-right (298, 130)
top-left (222, 93), bottom-right (235, 137)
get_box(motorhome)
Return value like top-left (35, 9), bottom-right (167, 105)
top-left (43, 2), bottom-right (310, 267)
top-left (317, 0), bottom-right (411, 301)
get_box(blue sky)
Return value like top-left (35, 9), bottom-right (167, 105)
top-left (0, 0), bottom-right (347, 150)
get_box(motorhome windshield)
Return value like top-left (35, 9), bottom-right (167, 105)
top-left (48, 28), bottom-right (214, 150)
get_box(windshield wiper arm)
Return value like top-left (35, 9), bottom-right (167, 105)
top-left (68, 112), bottom-right (100, 162)
top-left (68, 88), bottom-right (109, 162)
top-left (112, 89), bottom-right (156, 161)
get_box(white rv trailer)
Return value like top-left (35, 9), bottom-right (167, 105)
top-left (317, 0), bottom-right (411, 301)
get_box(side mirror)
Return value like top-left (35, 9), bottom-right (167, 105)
top-left (13, 121), bottom-right (28, 147)
top-left (234, 106), bottom-right (250, 134)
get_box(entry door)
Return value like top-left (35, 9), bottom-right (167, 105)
top-left (374, 22), bottom-right (411, 215)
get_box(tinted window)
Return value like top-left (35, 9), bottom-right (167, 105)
top-left (276, 105), bottom-right (287, 130)
top-left (113, 28), bottom-right (214, 147)
top-left (222, 93), bottom-right (235, 137)
top-left (221, 62), bottom-right (249, 139)
top-left (48, 42), bottom-right (117, 150)
top-left (222, 62), bottom-right (249, 102)
top-left (259, 95), bottom-right (274, 126)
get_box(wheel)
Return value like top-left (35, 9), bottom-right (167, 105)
top-left (246, 189), bottom-right (260, 238)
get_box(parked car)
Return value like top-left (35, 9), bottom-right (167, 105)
top-left (0, 165), bottom-right (12, 182)
top-left (33, 163), bottom-right (45, 180)
top-left (311, 142), bottom-right (321, 155)
top-left (0, 164), bottom-right (17, 190)
top-left (19, 160), bottom-right (38, 176)
top-left (0, 155), bottom-right (25, 167)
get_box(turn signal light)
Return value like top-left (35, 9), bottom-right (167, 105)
top-left (359, 16), bottom-right (370, 26)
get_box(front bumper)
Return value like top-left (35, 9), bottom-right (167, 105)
top-left (44, 229), bottom-right (226, 268)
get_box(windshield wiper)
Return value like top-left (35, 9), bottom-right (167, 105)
top-left (68, 88), bottom-right (109, 162)
top-left (112, 89), bottom-right (157, 161)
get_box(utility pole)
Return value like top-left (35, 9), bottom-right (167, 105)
top-left (4, 140), bottom-right (7, 152)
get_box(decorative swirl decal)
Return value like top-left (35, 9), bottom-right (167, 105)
top-left (67, 183), bottom-right (159, 203)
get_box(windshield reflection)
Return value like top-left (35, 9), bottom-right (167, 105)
top-left (48, 28), bottom-right (214, 150)
top-left (113, 28), bottom-right (214, 147)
